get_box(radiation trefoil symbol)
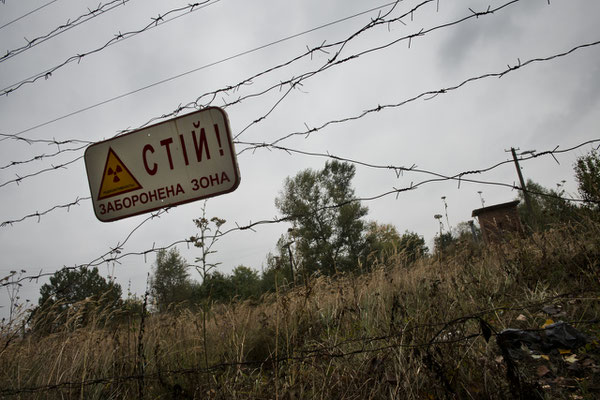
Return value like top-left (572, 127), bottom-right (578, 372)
top-left (97, 148), bottom-right (142, 200)
top-left (108, 164), bottom-right (123, 183)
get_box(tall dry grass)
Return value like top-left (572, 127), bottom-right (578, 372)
top-left (1, 218), bottom-right (600, 399)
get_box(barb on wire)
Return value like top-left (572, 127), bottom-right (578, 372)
top-left (0, 156), bottom-right (84, 189)
top-left (0, 143), bottom-right (89, 171)
top-left (1, 196), bottom-right (91, 227)
top-left (1, 207), bottom-right (170, 288)
top-left (0, 0), bottom-right (219, 97)
top-left (1, 0), bottom-right (132, 63)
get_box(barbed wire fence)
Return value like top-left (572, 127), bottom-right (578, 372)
top-left (0, 0), bottom-right (133, 63)
top-left (0, 0), bottom-right (222, 97)
top-left (1, 137), bottom-right (598, 288)
top-left (1, 0), bottom-right (600, 396)
top-left (0, 0), bottom-right (434, 143)
top-left (0, 0), bottom-right (596, 287)
top-left (0, 0), bottom-right (597, 284)
top-left (2, 31), bottom-right (598, 190)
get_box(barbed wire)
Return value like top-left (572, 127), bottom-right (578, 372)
top-left (0, 196), bottom-right (91, 227)
top-left (0, 155), bottom-right (84, 190)
top-left (2, 129), bottom-right (596, 229)
top-left (4, 9), bottom-right (589, 190)
top-left (0, 0), bottom-right (437, 188)
top-left (2, 0), bottom-right (525, 149)
top-left (0, 0), bottom-right (426, 144)
top-left (236, 139), bottom-right (600, 196)
top-left (0, 0), bottom-right (59, 31)
top-left (1, 138), bottom-right (596, 286)
top-left (0, 331), bottom-right (480, 395)
top-left (1, 292), bottom-right (597, 396)
top-left (1, 207), bottom-right (170, 285)
top-left (240, 38), bottom-right (600, 149)
top-left (0, 3), bottom-right (596, 296)
top-left (1, 0), bottom-right (132, 63)
top-left (0, 2), bottom-right (598, 394)
top-left (0, 143), bottom-right (89, 171)
top-left (0, 0), bottom-right (221, 97)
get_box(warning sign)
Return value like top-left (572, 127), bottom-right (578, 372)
top-left (97, 148), bottom-right (143, 200)
top-left (84, 107), bottom-right (240, 222)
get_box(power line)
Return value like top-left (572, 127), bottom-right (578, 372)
top-left (0, 0), bottom-right (60, 31)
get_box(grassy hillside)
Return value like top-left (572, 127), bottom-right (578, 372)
top-left (2, 218), bottom-right (600, 399)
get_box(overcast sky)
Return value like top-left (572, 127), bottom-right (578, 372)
top-left (1, 0), bottom-right (599, 319)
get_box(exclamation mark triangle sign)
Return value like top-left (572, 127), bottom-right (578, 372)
top-left (97, 148), bottom-right (142, 200)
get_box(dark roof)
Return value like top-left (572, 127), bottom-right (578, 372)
top-left (471, 200), bottom-right (520, 217)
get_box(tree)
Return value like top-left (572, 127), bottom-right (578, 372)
top-left (150, 248), bottom-right (192, 312)
top-left (230, 265), bottom-right (261, 300)
top-left (261, 237), bottom-right (296, 293)
top-left (397, 230), bottom-right (429, 263)
top-left (453, 221), bottom-right (481, 243)
top-left (433, 232), bottom-right (455, 256)
top-left (38, 266), bottom-right (121, 310)
top-left (33, 266), bottom-right (122, 331)
top-left (363, 222), bottom-right (401, 265)
top-left (363, 222), bottom-right (428, 266)
top-left (194, 271), bottom-right (234, 303)
top-left (574, 149), bottom-right (600, 207)
top-left (191, 266), bottom-right (262, 303)
top-left (275, 161), bottom-right (368, 275)
top-left (517, 179), bottom-right (577, 229)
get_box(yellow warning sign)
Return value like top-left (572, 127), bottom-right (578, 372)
top-left (97, 148), bottom-right (142, 200)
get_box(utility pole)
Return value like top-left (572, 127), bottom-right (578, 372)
top-left (508, 147), bottom-right (534, 224)
top-left (285, 241), bottom-right (295, 284)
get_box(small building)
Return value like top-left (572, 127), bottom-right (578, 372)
top-left (471, 200), bottom-right (522, 243)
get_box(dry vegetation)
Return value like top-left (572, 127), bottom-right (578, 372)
top-left (2, 218), bottom-right (600, 399)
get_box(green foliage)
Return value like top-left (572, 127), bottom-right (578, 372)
top-left (120, 294), bottom-right (144, 317)
top-left (363, 222), bottom-right (400, 263)
top-left (192, 266), bottom-right (263, 303)
top-left (517, 179), bottom-right (578, 229)
top-left (9, 219), bottom-right (600, 399)
top-left (194, 271), bottom-right (234, 303)
top-left (33, 266), bottom-right (122, 331)
top-left (453, 221), bottom-right (481, 242)
top-left (261, 239), bottom-right (295, 293)
top-left (433, 231), bottom-right (455, 255)
top-left (275, 161), bottom-right (368, 275)
top-left (149, 248), bottom-right (192, 312)
top-left (397, 230), bottom-right (429, 262)
top-left (574, 149), bottom-right (600, 206)
top-left (230, 265), bottom-right (261, 299)
top-left (38, 266), bottom-right (121, 309)
top-left (363, 222), bottom-right (428, 266)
